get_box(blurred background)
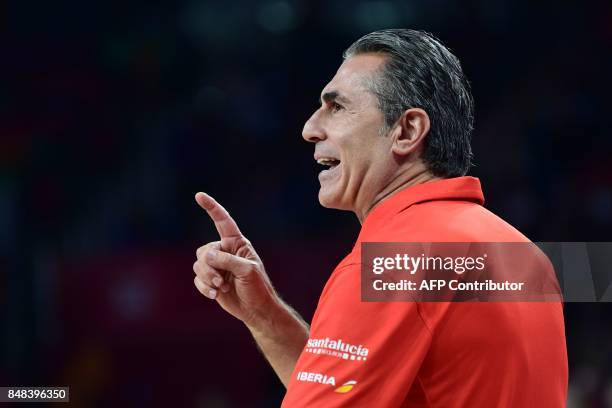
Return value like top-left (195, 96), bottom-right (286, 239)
top-left (2, 0), bottom-right (612, 406)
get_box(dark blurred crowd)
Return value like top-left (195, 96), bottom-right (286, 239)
top-left (2, 0), bottom-right (612, 406)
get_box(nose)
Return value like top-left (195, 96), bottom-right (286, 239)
top-left (302, 109), bottom-right (326, 143)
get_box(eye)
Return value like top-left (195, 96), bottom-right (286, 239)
top-left (330, 102), bottom-right (343, 113)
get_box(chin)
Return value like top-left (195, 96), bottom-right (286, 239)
top-left (318, 190), bottom-right (333, 208)
top-left (318, 189), bottom-right (349, 210)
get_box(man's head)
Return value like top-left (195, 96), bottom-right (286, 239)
top-left (302, 29), bottom-right (474, 219)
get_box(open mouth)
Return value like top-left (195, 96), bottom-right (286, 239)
top-left (317, 157), bottom-right (341, 170)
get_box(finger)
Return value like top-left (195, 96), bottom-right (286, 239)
top-left (196, 241), bottom-right (221, 259)
top-left (193, 259), bottom-right (230, 292)
top-left (194, 276), bottom-right (218, 299)
top-left (206, 248), bottom-right (256, 278)
top-left (195, 192), bottom-right (242, 240)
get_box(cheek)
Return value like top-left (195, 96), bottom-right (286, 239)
top-left (336, 115), bottom-right (389, 173)
top-left (343, 139), bottom-right (382, 170)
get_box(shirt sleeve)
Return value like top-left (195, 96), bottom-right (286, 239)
top-left (281, 262), bottom-right (433, 408)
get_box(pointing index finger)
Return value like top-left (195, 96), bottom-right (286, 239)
top-left (195, 192), bottom-right (243, 239)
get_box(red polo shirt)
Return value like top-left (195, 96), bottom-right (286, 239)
top-left (281, 177), bottom-right (567, 407)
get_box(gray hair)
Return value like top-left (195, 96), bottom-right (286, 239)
top-left (343, 29), bottom-right (474, 177)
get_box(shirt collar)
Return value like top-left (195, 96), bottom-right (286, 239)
top-left (360, 176), bottom-right (485, 233)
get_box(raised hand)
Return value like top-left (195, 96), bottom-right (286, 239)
top-left (193, 192), bottom-right (279, 326)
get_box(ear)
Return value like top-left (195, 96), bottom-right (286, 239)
top-left (390, 108), bottom-right (431, 156)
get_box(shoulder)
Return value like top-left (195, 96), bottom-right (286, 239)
top-left (378, 200), bottom-right (530, 242)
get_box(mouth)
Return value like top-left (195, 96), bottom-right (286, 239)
top-left (316, 157), bottom-right (341, 170)
top-left (316, 157), bottom-right (341, 183)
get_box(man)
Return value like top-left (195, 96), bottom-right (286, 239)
top-left (192, 29), bottom-right (568, 407)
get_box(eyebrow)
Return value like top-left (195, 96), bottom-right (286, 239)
top-left (320, 90), bottom-right (351, 106)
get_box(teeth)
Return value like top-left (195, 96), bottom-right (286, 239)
top-left (317, 158), bottom-right (339, 166)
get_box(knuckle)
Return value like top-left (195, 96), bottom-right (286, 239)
top-left (197, 241), bottom-right (220, 259)
top-left (194, 277), bottom-right (214, 298)
top-left (212, 250), bottom-right (228, 266)
top-left (196, 246), bottom-right (206, 258)
top-left (193, 260), bottom-right (211, 278)
top-left (246, 259), bottom-right (259, 273)
top-left (196, 264), bottom-right (215, 282)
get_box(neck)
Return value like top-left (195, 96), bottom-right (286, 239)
top-left (356, 166), bottom-right (440, 224)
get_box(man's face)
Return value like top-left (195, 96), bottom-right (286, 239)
top-left (302, 53), bottom-right (394, 213)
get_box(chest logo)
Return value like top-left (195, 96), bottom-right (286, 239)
top-left (305, 337), bottom-right (369, 361)
top-left (334, 380), bottom-right (357, 393)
